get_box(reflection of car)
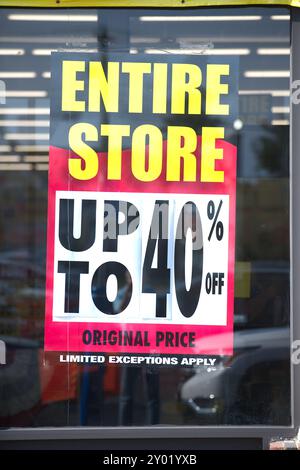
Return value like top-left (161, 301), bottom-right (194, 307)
top-left (179, 327), bottom-right (290, 425)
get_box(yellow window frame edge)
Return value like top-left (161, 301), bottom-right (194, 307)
top-left (0, 0), bottom-right (298, 9)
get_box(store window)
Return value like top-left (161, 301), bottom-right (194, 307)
top-left (0, 6), bottom-right (290, 427)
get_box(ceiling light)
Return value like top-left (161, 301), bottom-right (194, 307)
top-left (244, 70), bottom-right (290, 78)
top-left (0, 49), bottom-right (24, 55)
top-left (271, 15), bottom-right (290, 20)
top-left (0, 120), bottom-right (49, 127)
top-left (233, 119), bottom-right (243, 130)
top-left (0, 91), bottom-right (47, 98)
top-left (4, 133), bottom-right (49, 140)
top-left (35, 163), bottom-right (49, 171)
top-left (24, 155), bottom-right (49, 162)
top-left (0, 72), bottom-right (36, 78)
top-left (32, 48), bottom-right (98, 55)
top-left (0, 163), bottom-right (32, 170)
top-left (32, 49), bottom-right (54, 56)
top-left (0, 155), bottom-right (20, 162)
top-left (8, 14), bottom-right (98, 22)
top-left (239, 90), bottom-right (290, 97)
top-left (131, 37), bottom-right (161, 44)
top-left (15, 145), bottom-right (48, 152)
top-left (0, 108), bottom-right (50, 115)
top-left (0, 144), bottom-right (11, 151)
top-left (272, 119), bottom-right (289, 125)
top-left (271, 106), bottom-right (290, 113)
top-left (139, 15), bottom-right (262, 22)
top-left (257, 48), bottom-right (290, 55)
top-left (145, 48), bottom-right (249, 55)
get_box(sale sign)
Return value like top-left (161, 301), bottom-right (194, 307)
top-left (45, 53), bottom-right (237, 356)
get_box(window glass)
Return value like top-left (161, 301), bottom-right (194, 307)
top-left (0, 6), bottom-right (290, 427)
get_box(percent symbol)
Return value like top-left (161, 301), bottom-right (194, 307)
top-left (207, 200), bottom-right (224, 241)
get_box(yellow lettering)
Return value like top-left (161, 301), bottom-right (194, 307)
top-left (101, 124), bottom-right (130, 180)
top-left (88, 61), bottom-right (119, 113)
top-left (206, 64), bottom-right (230, 115)
top-left (122, 62), bottom-right (151, 113)
top-left (131, 125), bottom-right (162, 182)
top-left (68, 123), bottom-right (98, 180)
top-left (171, 64), bottom-right (201, 114)
top-left (61, 61), bottom-right (85, 112)
top-left (153, 63), bottom-right (168, 114)
top-left (166, 126), bottom-right (197, 181)
top-left (201, 127), bottom-right (224, 182)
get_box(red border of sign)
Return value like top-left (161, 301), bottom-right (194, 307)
top-left (45, 137), bottom-right (236, 355)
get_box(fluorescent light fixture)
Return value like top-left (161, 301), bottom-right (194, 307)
top-left (202, 48), bottom-right (249, 55)
top-left (0, 108), bottom-right (50, 115)
top-left (239, 89), bottom-right (290, 97)
top-left (257, 48), bottom-right (290, 55)
top-left (24, 155), bottom-right (49, 162)
top-left (271, 106), bottom-right (290, 114)
top-left (140, 15), bottom-right (262, 21)
top-left (35, 163), bottom-right (49, 171)
top-left (32, 49), bottom-right (55, 56)
top-left (272, 119), bottom-right (289, 125)
top-left (131, 37), bottom-right (161, 44)
top-left (145, 48), bottom-right (249, 55)
top-left (244, 70), bottom-right (290, 78)
top-left (32, 48), bottom-right (98, 56)
top-left (130, 48), bottom-right (138, 54)
top-left (4, 133), bottom-right (49, 140)
top-left (0, 145), bottom-right (11, 151)
top-left (271, 15), bottom-right (290, 20)
top-left (0, 163), bottom-right (32, 170)
top-left (0, 120), bottom-right (49, 127)
top-left (42, 72), bottom-right (51, 78)
top-left (0, 72), bottom-right (36, 78)
top-left (8, 14), bottom-right (98, 22)
top-left (15, 145), bottom-right (48, 152)
top-left (180, 36), bottom-right (290, 44)
top-left (0, 155), bottom-right (20, 162)
top-left (272, 90), bottom-right (290, 97)
top-left (0, 49), bottom-right (24, 55)
top-left (0, 91), bottom-right (47, 98)
top-left (0, 36), bottom-right (97, 44)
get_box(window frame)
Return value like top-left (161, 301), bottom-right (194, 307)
top-left (0, 2), bottom-right (298, 450)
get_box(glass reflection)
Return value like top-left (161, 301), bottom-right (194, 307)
top-left (0, 5), bottom-right (291, 427)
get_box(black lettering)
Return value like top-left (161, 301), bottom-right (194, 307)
top-left (83, 330), bottom-right (92, 345)
top-left (58, 260), bottom-right (89, 313)
top-left (142, 200), bottom-right (170, 318)
top-left (175, 202), bottom-right (203, 318)
top-left (144, 331), bottom-right (150, 346)
top-left (156, 331), bottom-right (164, 346)
top-left (123, 331), bottom-right (133, 346)
top-left (165, 331), bottom-right (173, 347)
top-left (108, 330), bottom-right (118, 345)
top-left (59, 198), bottom-right (96, 252)
top-left (91, 261), bottom-right (132, 314)
top-left (189, 333), bottom-right (196, 347)
top-left (93, 330), bottom-right (101, 345)
top-left (134, 331), bottom-right (143, 346)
